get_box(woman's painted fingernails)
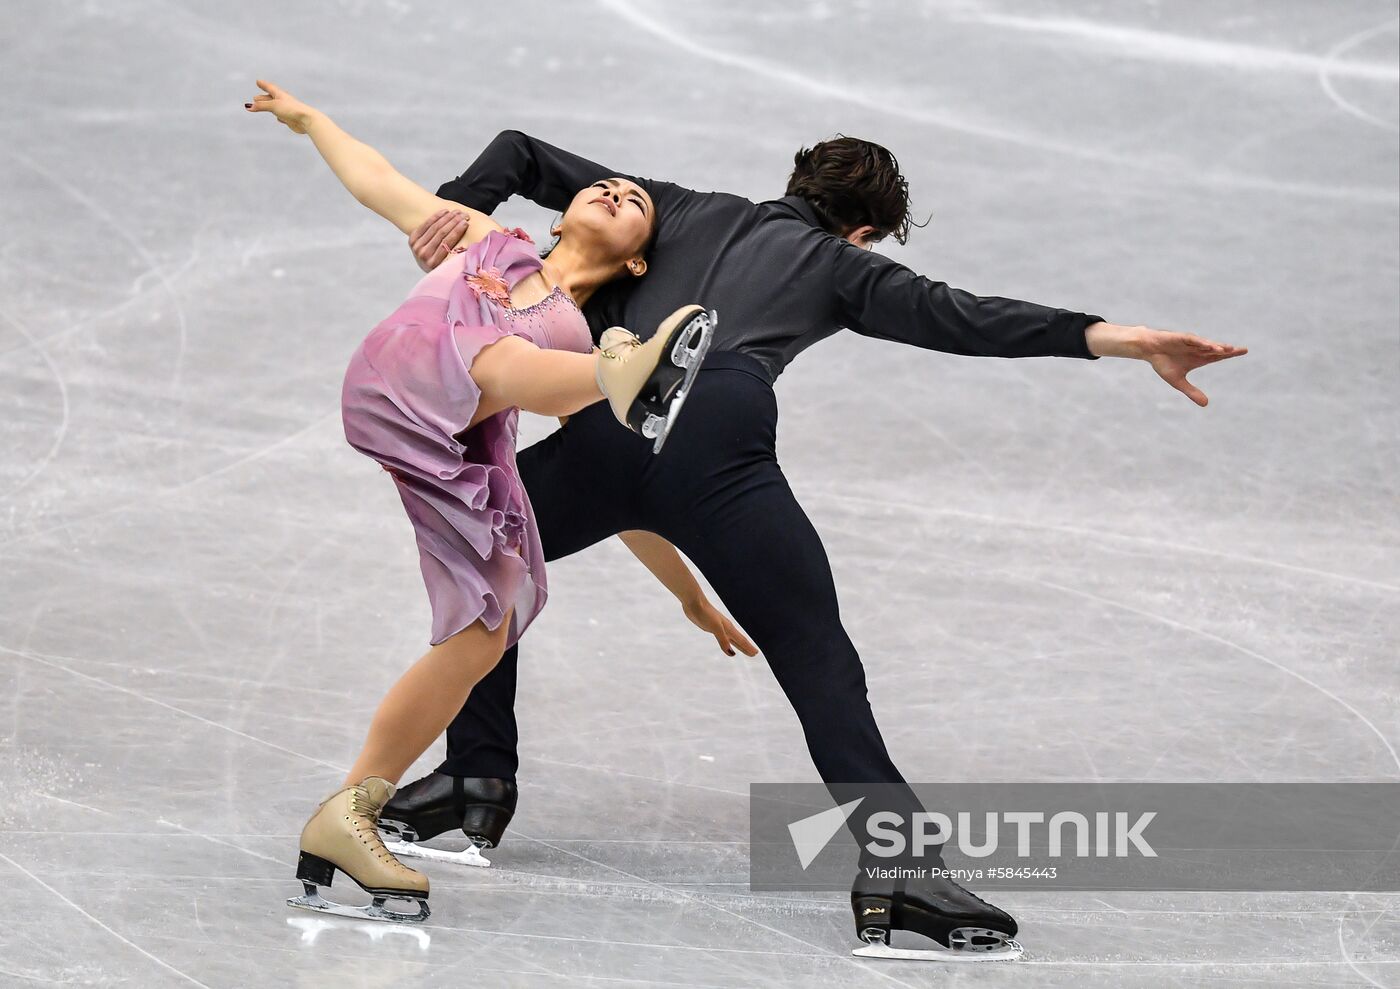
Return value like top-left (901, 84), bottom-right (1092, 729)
top-left (244, 103), bottom-right (252, 108)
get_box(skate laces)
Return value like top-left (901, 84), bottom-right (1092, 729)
top-left (349, 786), bottom-right (405, 868)
top-left (597, 331), bottom-right (641, 360)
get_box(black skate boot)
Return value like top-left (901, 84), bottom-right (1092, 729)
top-left (850, 870), bottom-right (1022, 962)
top-left (377, 772), bottom-right (517, 868)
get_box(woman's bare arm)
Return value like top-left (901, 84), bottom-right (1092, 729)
top-left (246, 79), bottom-right (500, 240)
top-left (619, 530), bottom-right (704, 604)
top-left (617, 531), bottom-right (758, 658)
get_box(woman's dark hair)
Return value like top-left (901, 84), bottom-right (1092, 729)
top-left (785, 136), bottom-right (922, 245)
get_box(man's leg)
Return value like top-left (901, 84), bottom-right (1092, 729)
top-left (644, 361), bottom-right (1018, 954)
top-left (658, 460), bottom-right (922, 819)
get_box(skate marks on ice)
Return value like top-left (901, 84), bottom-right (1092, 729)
top-left (1317, 18), bottom-right (1400, 130)
top-left (0, 310), bottom-right (70, 505)
top-left (3, 2), bottom-right (1397, 986)
top-left (9, 601), bottom-right (1395, 984)
top-left (509, 834), bottom-right (927, 989)
top-left (596, 0), bottom-right (1399, 204)
top-left (0, 849), bottom-right (213, 989)
top-left (916, 544), bottom-right (1400, 772)
top-left (811, 490), bottom-right (1400, 595)
top-left (965, 10), bottom-right (1397, 80)
top-left (913, 7), bottom-right (1400, 140)
top-left (806, 491), bottom-right (1400, 776)
top-left (3, 645), bottom-right (345, 773)
top-left (0, 642), bottom-right (916, 986)
top-left (800, 498), bottom-right (1399, 985)
top-left (0, 406), bottom-right (341, 551)
top-left (14, 537), bottom-right (1393, 983)
top-left (4, 148), bottom-right (191, 390)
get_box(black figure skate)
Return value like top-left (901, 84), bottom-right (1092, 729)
top-left (851, 870), bottom-right (1022, 962)
top-left (378, 772), bottom-right (517, 869)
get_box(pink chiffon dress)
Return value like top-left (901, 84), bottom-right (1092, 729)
top-left (340, 227), bottom-right (592, 646)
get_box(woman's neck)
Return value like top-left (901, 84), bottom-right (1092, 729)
top-left (538, 239), bottom-right (619, 309)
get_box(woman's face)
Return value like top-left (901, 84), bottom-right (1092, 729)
top-left (559, 178), bottom-right (655, 271)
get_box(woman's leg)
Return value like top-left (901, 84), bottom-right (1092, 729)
top-left (343, 611), bottom-right (514, 786)
top-left (468, 305), bottom-right (711, 440)
top-left (467, 336), bottom-right (602, 428)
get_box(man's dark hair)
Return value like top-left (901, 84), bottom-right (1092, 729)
top-left (785, 136), bottom-right (919, 245)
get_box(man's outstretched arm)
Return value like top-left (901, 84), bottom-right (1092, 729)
top-left (832, 241), bottom-right (1103, 360)
top-left (832, 243), bottom-right (1245, 406)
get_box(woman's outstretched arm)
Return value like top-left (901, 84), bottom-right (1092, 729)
top-left (245, 79), bottom-right (494, 238)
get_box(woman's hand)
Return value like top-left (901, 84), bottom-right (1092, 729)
top-left (682, 596), bottom-right (758, 658)
top-left (244, 79), bottom-right (316, 134)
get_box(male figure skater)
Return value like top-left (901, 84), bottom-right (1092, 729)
top-left (380, 131), bottom-right (1245, 958)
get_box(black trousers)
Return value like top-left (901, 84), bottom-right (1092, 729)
top-left (441, 351), bottom-right (925, 836)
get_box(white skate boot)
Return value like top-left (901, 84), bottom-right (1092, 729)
top-left (287, 777), bottom-right (430, 924)
top-left (594, 305), bottom-right (715, 453)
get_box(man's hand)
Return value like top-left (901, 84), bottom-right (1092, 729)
top-left (1085, 322), bottom-right (1247, 407)
top-left (682, 596), bottom-right (759, 658)
top-left (409, 209), bottom-right (471, 272)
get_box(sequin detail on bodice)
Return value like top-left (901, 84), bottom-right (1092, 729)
top-left (404, 229), bottom-right (591, 355)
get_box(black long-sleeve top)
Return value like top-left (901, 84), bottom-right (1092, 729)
top-left (438, 131), bottom-right (1101, 383)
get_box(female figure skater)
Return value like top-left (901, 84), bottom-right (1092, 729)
top-left (245, 80), bottom-right (736, 923)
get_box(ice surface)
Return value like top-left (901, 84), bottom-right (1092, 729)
top-left (1, 1), bottom-right (1397, 986)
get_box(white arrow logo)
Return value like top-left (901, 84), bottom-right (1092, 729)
top-left (787, 798), bottom-right (864, 869)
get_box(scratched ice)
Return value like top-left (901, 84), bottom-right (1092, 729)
top-left (0, 1), bottom-right (1396, 986)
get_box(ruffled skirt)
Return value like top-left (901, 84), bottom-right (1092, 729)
top-left (340, 295), bottom-right (545, 647)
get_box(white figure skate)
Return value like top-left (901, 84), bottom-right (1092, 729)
top-left (595, 305), bottom-right (715, 453)
top-left (287, 777), bottom-right (430, 924)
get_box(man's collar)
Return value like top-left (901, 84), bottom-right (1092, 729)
top-left (765, 195), bottom-right (825, 229)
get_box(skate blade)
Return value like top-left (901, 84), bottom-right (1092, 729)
top-left (669, 309), bottom-right (715, 371)
top-left (644, 309), bottom-right (715, 453)
top-left (287, 887), bottom-right (430, 925)
top-left (376, 819), bottom-right (417, 842)
top-left (383, 836), bottom-right (491, 869)
top-left (853, 938), bottom-right (1023, 963)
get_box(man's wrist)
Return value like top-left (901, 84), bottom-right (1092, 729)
top-left (1084, 321), bottom-right (1144, 359)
